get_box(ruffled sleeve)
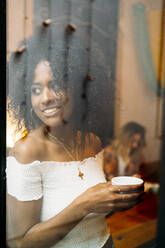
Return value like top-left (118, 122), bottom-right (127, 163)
top-left (6, 157), bottom-right (43, 201)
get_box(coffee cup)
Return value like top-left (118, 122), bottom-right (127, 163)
top-left (111, 176), bottom-right (143, 186)
top-left (111, 176), bottom-right (144, 194)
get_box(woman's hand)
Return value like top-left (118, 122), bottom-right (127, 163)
top-left (75, 182), bottom-right (144, 215)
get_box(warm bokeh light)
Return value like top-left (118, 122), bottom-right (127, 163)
top-left (7, 113), bottom-right (22, 148)
top-left (7, 130), bottom-right (14, 148)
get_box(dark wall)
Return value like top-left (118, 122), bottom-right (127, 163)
top-left (0, 0), bottom-right (6, 247)
top-left (157, 81), bottom-right (165, 247)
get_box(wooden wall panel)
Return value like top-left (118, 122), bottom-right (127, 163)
top-left (7, 0), bottom-right (33, 59)
top-left (7, 0), bottom-right (33, 147)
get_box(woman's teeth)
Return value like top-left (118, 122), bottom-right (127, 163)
top-left (43, 108), bottom-right (60, 114)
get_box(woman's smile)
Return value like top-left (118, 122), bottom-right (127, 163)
top-left (42, 106), bottom-right (62, 117)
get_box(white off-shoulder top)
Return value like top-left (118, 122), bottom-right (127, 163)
top-left (6, 151), bottom-right (110, 248)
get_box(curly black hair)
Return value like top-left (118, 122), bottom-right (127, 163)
top-left (7, 16), bottom-right (113, 140)
top-left (7, 37), bottom-right (48, 133)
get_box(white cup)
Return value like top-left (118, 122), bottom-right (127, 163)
top-left (111, 176), bottom-right (144, 186)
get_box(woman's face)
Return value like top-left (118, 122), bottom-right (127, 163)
top-left (31, 60), bottom-right (72, 127)
top-left (129, 133), bottom-right (144, 155)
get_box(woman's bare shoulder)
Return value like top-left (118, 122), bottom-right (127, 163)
top-left (10, 130), bottom-right (45, 164)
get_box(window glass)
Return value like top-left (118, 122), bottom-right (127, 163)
top-left (7, 1), bottom-right (164, 247)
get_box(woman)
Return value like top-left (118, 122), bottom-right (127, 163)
top-left (6, 36), bottom-right (144, 247)
top-left (103, 122), bottom-right (146, 181)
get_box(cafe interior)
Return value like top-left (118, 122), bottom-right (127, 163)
top-left (6, 0), bottom-right (165, 247)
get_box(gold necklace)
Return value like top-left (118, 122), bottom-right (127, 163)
top-left (47, 131), bottom-right (84, 180)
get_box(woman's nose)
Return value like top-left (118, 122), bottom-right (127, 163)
top-left (41, 88), bottom-right (54, 104)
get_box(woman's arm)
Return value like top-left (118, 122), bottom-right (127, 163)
top-left (7, 194), bottom-right (88, 248)
top-left (7, 181), bottom-right (144, 248)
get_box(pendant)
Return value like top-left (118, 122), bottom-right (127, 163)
top-left (78, 168), bottom-right (84, 180)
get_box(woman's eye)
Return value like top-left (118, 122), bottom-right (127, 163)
top-left (31, 88), bottom-right (41, 95)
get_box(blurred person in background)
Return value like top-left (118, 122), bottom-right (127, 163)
top-left (103, 121), bottom-right (146, 181)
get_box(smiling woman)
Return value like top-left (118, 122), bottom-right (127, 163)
top-left (6, 33), bottom-right (144, 248)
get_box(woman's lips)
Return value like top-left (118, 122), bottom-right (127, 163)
top-left (42, 106), bottom-right (62, 117)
